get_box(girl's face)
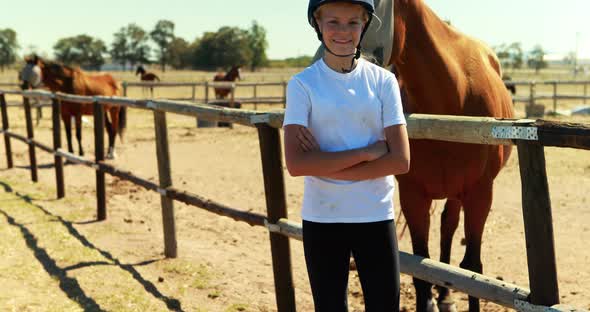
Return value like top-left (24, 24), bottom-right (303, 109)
top-left (315, 3), bottom-right (368, 56)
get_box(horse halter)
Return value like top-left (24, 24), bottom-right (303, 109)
top-left (19, 63), bottom-right (42, 89)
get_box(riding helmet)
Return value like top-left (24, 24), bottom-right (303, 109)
top-left (308, 0), bottom-right (375, 28)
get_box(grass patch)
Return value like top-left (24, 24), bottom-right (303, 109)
top-left (161, 259), bottom-right (213, 290)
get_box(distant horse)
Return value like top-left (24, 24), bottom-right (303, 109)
top-left (32, 58), bottom-right (127, 159)
top-left (136, 65), bottom-right (160, 97)
top-left (18, 55), bottom-right (44, 125)
top-left (390, 1), bottom-right (514, 312)
top-left (213, 65), bottom-right (241, 99)
top-left (502, 75), bottom-right (517, 95)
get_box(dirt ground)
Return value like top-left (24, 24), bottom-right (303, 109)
top-left (0, 101), bottom-right (589, 311)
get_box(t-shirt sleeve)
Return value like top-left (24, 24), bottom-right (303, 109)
top-left (380, 73), bottom-right (406, 128)
top-left (283, 77), bottom-right (311, 128)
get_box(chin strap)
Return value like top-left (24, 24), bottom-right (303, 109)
top-left (313, 13), bottom-right (373, 73)
top-left (323, 43), bottom-right (361, 73)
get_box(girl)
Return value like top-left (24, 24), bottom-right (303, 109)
top-left (283, 0), bottom-right (410, 310)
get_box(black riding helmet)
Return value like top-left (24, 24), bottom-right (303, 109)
top-left (308, 0), bottom-right (375, 60)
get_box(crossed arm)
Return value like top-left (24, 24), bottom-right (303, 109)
top-left (283, 124), bottom-right (410, 180)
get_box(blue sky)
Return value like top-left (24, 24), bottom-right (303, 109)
top-left (4, 0), bottom-right (590, 60)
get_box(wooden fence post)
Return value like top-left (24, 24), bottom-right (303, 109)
top-left (230, 83), bottom-right (235, 108)
top-left (256, 123), bottom-right (296, 312)
top-left (552, 81), bottom-right (557, 114)
top-left (153, 110), bottom-right (177, 258)
top-left (199, 82), bottom-right (210, 127)
top-left (23, 96), bottom-right (38, 182)
top-left (0, 93), bottom-right (13, 168)
top-left (93, 100), bottom-right (107, 220)
top-left (253, 84), bottom-right (258, 111)
top-left (584, 82), bottom-right (587, 104)
top-left (191, 84), bottom-right (196, 102)
top-left (122, 82), bottom-right (128, 97)
top-left (52, 98), bottom-right (65, 198)
top-left (516, 141), bottom-right (560, 306)
top-left (526, 82), bottom-right (536, 118)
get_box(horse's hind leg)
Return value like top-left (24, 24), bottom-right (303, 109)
top-left (460, 181), bottom-right (493, 312)
top-left (63, 114), bottom-right (74, 154)
top-left (399, 181), bottom-right (437, 312)
top-left (75, 114), bottom-right (84, 156)
top-left (105, 109), bottom-right (118, 159)
top-left (436, 199), bottom-right (461, 312)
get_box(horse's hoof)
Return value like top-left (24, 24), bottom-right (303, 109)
top-left (438, 301), bottom-right (457, 312)
top-left (427, 298), bottom-right (440, 312)
top-left (106, 152), bottom-right (117, 159)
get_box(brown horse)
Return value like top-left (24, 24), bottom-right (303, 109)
top-left (37, 59), bottom-right (127, 159)
top-left (390, 1), bottom-right (514, 311)
top-left (213, 65), bottom-right (241, 99)
top-left (136, 65), bottom-right (160, 97)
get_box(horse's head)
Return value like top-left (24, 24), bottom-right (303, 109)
top-left (228, 65), bottom-right (242, 81)
top-left (18, 55), bottom-right (42, 90)
top-left (135, 65), bottom-right (145, 76)
top-left (37, 59), bottom-right (75, 92)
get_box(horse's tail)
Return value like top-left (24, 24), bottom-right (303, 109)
top-left (118, 106), bottom-right (127, 143)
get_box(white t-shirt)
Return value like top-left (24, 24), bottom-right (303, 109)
top-left (283, 58), bottom-right (406, 223)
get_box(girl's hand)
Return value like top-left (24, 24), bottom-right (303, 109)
top-left (363, 140), bottom-right (388, 161)
top-left (297, 127), bottom-right (320, 152)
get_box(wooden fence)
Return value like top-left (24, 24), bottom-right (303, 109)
top-left (6, 79), bottom-right (590, 119)
top-left (122, 80), bottom-right (288, 110)
top-left (507, 80), bottom-right (590, 117)
top-left (1, 88), bottom-right (590, 312)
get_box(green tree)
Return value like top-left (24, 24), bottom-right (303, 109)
top-left (191, 26), bottom-right (252, 70)
top-left (507, 42), bottom-right (523, 69)
top-left (527, 45), bottom-right (547, 73)
top-left (269, 55), bottom-right (313, 68)
top-left (167, 37), bottom-right (192, 69)
top-left (110, 28), bottom-right (129, 70)
top-left (126, 24), bottom-right (151, 67)
top-left (53, 34), bottom-right (107, 70)
top-left (150, 20), bottom-right (175, 72)
top-left (0, 28), bottom-right (19, 72)
top-left (247, 21), bottom-right (268, 71)
top-left (110, 24), bottom-right (151, 70)
top-left (494, 42), bottom-right (523, 70)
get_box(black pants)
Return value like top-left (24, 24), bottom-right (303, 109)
top-left (303, 220), bottom-right (400, 312)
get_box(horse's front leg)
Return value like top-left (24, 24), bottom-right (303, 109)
top-left (460, 182), bottom-right (493, 312)
top-left (399, 181), bottom-right (438, 312)
top-left (75, 114), bottom-right (83, 156)
top-left (436, 199), bottom-right (461, 312)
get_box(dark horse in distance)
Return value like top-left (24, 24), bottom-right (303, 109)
top-left (136, 65), bottom-right (160, 97)
top-left (213, 65), bottom-right (241, 99)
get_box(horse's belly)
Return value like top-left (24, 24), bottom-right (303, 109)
top-left (398, 139), bottom-right (502, 199)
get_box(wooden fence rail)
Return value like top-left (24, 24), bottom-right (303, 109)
top-left (4, 79), bottom-right (590, 120)
top-left (1, 88), bottom-right (589, 312)
top-left (123, 80), bottom-right (287, 109)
